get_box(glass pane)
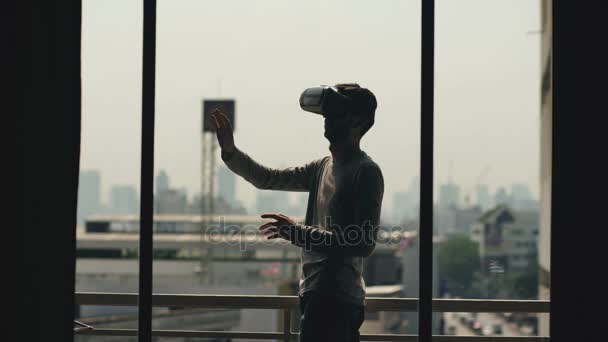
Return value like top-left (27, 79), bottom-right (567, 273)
top-left (434, 0), bottom-right (548, 337)
top-left (75, 0), bottom-right (142, 340)
top-left (153, 0), bottom-right (420, 336)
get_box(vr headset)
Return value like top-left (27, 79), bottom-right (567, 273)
top-left (299, 86), bottom-right (353, 117)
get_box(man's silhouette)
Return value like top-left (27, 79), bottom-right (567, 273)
top-left (211, 83), bottom-right (384, 342)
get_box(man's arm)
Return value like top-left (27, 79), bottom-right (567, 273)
top-left (262, 163), bottom-right (384, 257)
top-left (212, 109), bottom-right (321, 192)
top-left (222, 147), bottom-right (323, 192)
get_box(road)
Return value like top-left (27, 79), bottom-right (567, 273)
top-left (443, 312), bottom-right (529, 337)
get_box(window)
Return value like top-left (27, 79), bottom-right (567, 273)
top-left (75, 0), bottom-right (142, 334)
top-left (433, 0), bottom-right (548, 337)
top-left (75, 1), bottom-right (550, 341)
top-left (151, 0), bottom-right (421, 335)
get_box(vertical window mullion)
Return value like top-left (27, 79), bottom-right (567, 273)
top-left (419, 0), bottom-right (435, 341)
top-left (138, 0), bottom-right (157, 341)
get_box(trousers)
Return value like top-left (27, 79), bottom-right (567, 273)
top-left (298, 291), bottom-right (365, 342)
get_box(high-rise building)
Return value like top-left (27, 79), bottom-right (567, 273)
top-left (156, 169), bottom-right (169, 194)
top-left (256, 191), bottom-right (278, 214)
top-left (77, 170), bottom-right (101, 226)
top-left (513, 198), bottom-right (539, 212)
top-left (471, 206), bottom-right (539, 275)
top-left (155, 188), bottom-right (187, 214)
top-left (476, 184), bottom-right (492, 211)
top-left (434, 206), bottom-right (456, 236)
top-left (253, 188), bottom-right (289, 215)
top-left (454, 206), bottom-right (483, 236)
top-left (439, 183), bottom-right (460, 209)
top-left (433, 205), bottom-right (482, 237)
top-left (511, 184), bottom-right (531, 202)
top-left (218, 166), bottom-right (236, 205)
top-left (393, 191), bottom-right (417, 224)
top-left (188, 194), bottom-right (247, 215)
top-left (494, 187), bottom-right (512, 207)
top-left (511, 184), bottom-right (539, 211)
top-left (409, 176), bottom-right (420, 196)
top-left (110, 185), bottom-right (139, 215)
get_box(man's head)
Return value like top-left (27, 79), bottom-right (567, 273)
top-left (323, 83), bottom-right (377, 144)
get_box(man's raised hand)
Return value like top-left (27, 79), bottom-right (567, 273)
top-left (210, 108), bottom-right (235, 153)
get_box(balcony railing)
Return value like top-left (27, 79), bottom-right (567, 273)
top-left (75, 292), bottom-right (550, 341)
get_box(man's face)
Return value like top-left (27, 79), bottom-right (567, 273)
top-left (323, 113), bottom-right (353, 144)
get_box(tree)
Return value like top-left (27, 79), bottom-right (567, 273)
top-left (437, 234), bottom-right (481, 297)
top-left (509, 259), bottom-right (539, 299)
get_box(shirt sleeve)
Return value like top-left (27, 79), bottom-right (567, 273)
top-left (221, 147), bottom-right (325, 192)
top-left (288, 163), bottom-right (384, 257)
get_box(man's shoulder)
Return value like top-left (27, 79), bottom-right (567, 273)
top-left (357, 152), bottom-right (382, 174)
top-left (353, 154), bottom-right (383, 190)
top-left (303, 155), bottom-right (331, 168)
top-left (316, 155), bottom-right (332, 168)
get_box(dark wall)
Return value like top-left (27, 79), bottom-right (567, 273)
top-left (11, 1), bottom-right (81, 341)
top-left (551, 2), bottom-right (608, 341)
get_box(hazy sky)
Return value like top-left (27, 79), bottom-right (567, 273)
top-left (81, 0), bottom-right (541, 214)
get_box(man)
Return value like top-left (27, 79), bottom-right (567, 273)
top-left (211, 83), bottom-right (384, 342)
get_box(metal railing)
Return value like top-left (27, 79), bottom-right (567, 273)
top-left (74, 292), bottom-right (550, 341)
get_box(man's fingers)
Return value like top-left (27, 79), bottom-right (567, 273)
top-left (260, 226), bottom-right (278, 235)
top-left (211, 113), bottom-right (224, 130)
top-left (217, 110), bottom-right (228, 122)
top-left (260, 227), bottom-right (279, 239)
top-left (218, 111), bottom-right (233, 129)
top-left (259, 222), bottom-right (277, 230)
top-left (261, 213), bottom-right (282, 221)
top-left (211, 114), bottom-right (221, 129)
top-left (277, 214), bottom-right (291, 221)
top-left (213, 112), bottom-right (222, 126)
top-left (212, 108), bottom-right (223, 118)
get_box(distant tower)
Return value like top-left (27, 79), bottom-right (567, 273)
top-left (256, 191), bottom-right (278, 214)
top-left (156, 169), bottom-right (169, 194)
top-left (218, 166), bottom-right (236, 205)
top-left (440, 161), bottom-right (459, 209)
top-left (511, 184), bottom-right (531, 202)
top-left (510, 184), bottom-right (537, 211)
top-left (78, 170), bottom-right (101, 225)
top-left (439, 183), bottom-right (460, 209)
top-left (110, 185), bottom-right (138, 215)
top-left (154, 188), bottom-right (187, 214)
top-left (393, 191), bottom-right (417, 223)
top-left (410, 176), bottom-right (420, 197)
top-left (476, 184), bottom-right (492, 211)
top-left (494, 187), bottom-right (511, 207)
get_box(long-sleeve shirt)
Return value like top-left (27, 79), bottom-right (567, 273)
top-left (221, 147), bottom-right (384, 306)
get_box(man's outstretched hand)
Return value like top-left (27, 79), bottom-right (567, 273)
top-left (259, 214), bottom-right (297, 241)
top-left (210, 108), bottom-right (235, 153)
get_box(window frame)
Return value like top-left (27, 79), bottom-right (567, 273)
top-left (131, 1), bottom-right (437, 341)
top-left (130, 1), bottom-right (549, 342)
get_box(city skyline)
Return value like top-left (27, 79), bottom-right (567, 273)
top-left (79, 167), bottom-right (538, 223)
top-left (80, 0), bottom-right (541, 215)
